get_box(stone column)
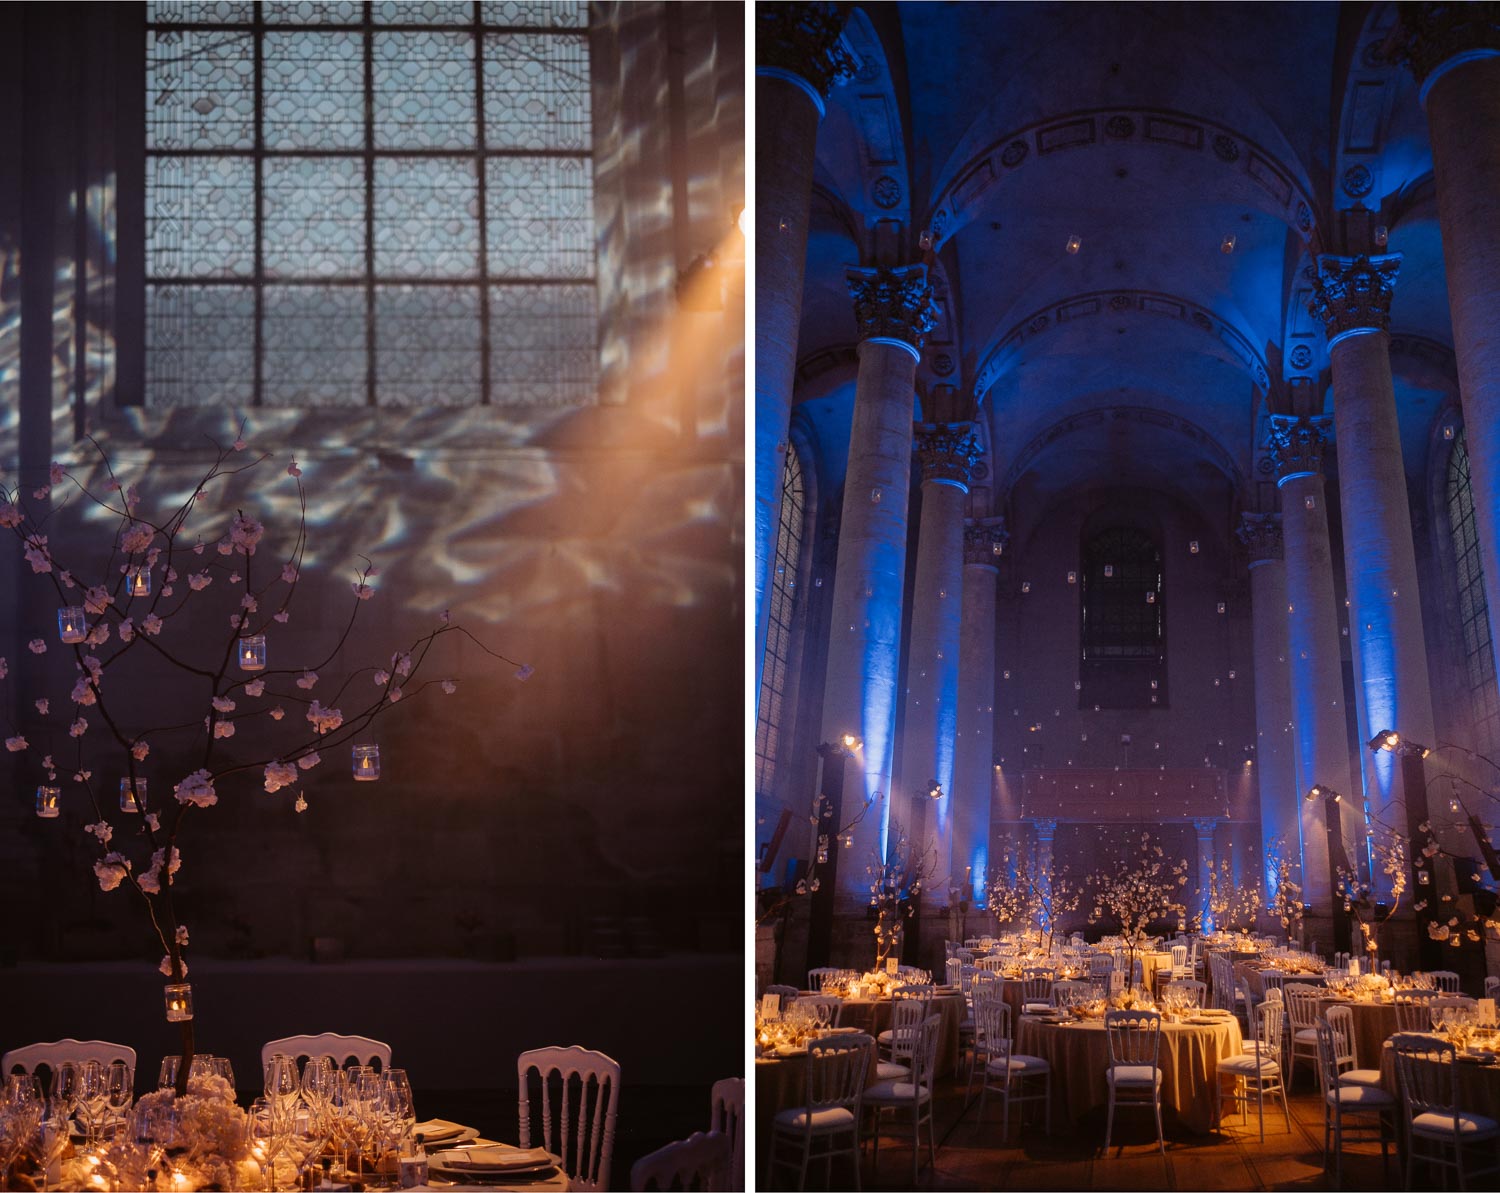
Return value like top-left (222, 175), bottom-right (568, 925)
top-left (898, 424), bottom-right (981, 903)
top-left (1237, 513), bottom-right (1300, 905)
top-left (1193, 818), bottom-right (1218, 932)
top-left (1310, 255), bottom-right (1437, 832)
top-left (952, 518), bottom-right (1007, 906)
top-left (1391, 6), bottom-right (1500, 690)
top-left (825, 265), bottom-right (938, 904)
top-left (1032, 817), bottom-right (1057, 938)
top-left (754, 3), bottom-right (855, 704)
top-left (1267, 416), bottom-right (1359, 916)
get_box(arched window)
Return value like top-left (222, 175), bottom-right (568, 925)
top-left (1080, 525), bottom-right (1164, 708)
top-left (1446, 430), bottom-right (1500, 756)
top-left (755, 449), bottom-right (804, 801)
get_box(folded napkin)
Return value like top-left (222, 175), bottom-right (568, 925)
top-left (413, 1118), bottom-right (471, 1143)
top-left (1023, 1002), bottom-right (1053, 1014)
top-left (440, 1146), bottom-right (553, 1172)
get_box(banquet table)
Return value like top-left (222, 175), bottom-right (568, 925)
top-left (1317, 997), bottom-right (1398, 1069)
top-left (1379, 1038), bottom-right (1500, 1126)
top-left (1238, 964), bottom-right (1327, 1001)
top-left (754, 1034), bottom-right (877, 1182)
top-left (1015, 1012), bottom-right (1243, 1134)
top-left (829, 989), bottom-right (967, 1076)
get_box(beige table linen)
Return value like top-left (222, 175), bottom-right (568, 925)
top-left (1016, 1014), bottom-right (1242, 1134)
top-left (832, 991), bottom-right (966, 1075)
top-left (1379, 1038), bottom-right (1500, 1123)
top-left (1318, 997), bottom-right (1398, 1069)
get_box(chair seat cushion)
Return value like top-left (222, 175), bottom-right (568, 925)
top-left (773, 1104), bottom-right (855, 1132)
top-left (1327, 1084), bottom-right (1395, 1109)
top-left (986, 1054), bottom-right (1050, 1075)
top-left (1336, 1068), bottom-right (1384, 1088)
top-left (1023, 1002), bottom-right (1052, 1014)
top-left (876, 1029), bottom-right (894, 1044)
top-left (863, 1079), bottom-right (931, 1104)
top-left (1292, 1028), bottom-right (1320, 1043)
top-left (1219, 1053), bottom-right (1281, 1075)
top-left (875, 1061), bottom-right (910, 1080)
top-left (1411, 1109), bottom-right (1500, 1138)
top-left (1106, 1064), bottom-right (1161, 1086)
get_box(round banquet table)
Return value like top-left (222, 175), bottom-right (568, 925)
top-left (1317, 997), bottom-right (1398, 1069)
top-left (754, 1034), bottom-right (877, 1183)
top-left (831, 990), bottom-right (966, 1076)
top-left (1015, 1012), bottom-right (1243, 1135)
top-left (1379, 1039), bottom-right (1500, 1132)
top-left (1237, 964), bottom-right (1326, 1002)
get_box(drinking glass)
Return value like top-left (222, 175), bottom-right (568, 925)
top-left (264, 1054), bottom-right (300, 1115)
top-left (105, 1062), bottom-right (134, 1139)
top-left (381, 1069), bottom-right (416, 1143)
top-left (246, 1095), bottom-right (289, 1192)
top-left (282, 1103), bottom-right (330, 1190)
top-left (75, 1061), bottom-right (106, 1145)
top-left (207, 1056), bottom-right (236, 1096)
top-left (158, 1056), bottom-right (180, 1091)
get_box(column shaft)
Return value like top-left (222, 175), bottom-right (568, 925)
top-left (1194, 821), bottom-right (1216, 932)
top-left (952, 521), bottom-right (1004, 906)
top-left (1245, 550), bottom-right (1300, 901)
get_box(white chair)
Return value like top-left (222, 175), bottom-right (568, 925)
top-left (877, 986), bottom-right (934, 1062)
top-left (1283, 983), bottom-right (1323, 1086)
top-left (1163, 979), bottom-right (1207, 1008)
top-left (1169, 944), bottom-right (1190, 982)
top-left (974, 956), bottom-right (1006, 973)
top-left (1485, 975), bottom-right (1500, 1001)
top-left (944, 957), bottom-right (963, 988)
top-left (764, 984), bottom-right (800, 1005)
top-left (793, 995), bottom-right (842, 1026)
top-left (1390, 1031), bottom-right (1499, 1190)
top-left (767, 1033), bottom-right (868, 1191)
top-left (1315, 1021), bottom-right (1395, 1189)
top-left (1424, 970), bottom-right (1462, 993)
top-left (1017, 975), bottom-right (1053, 1014)
top-left (1322, 1006), bottom-right (1382, 1089)
top-left (1103, 1010), bottom-right (1164, 1155)
top-left (518, 1045), bottom-right (620, 1193)
top-left (976, 995), bottom-right (1050, 1140)
top-left (709, 1077), bottom-right (743, 1191)
top-left (864, 1015), bottom-right (940, 1186)
top-left (1217, 997), bottom-right (1289, 1141)
top-left (1394, 990), bottom-right (1440, 1032)
top-left (629, 1130), bottom-right (730, 1191)
top-left (1429, 995), bottom-right (1479, 1026)
top-left (2, 1039), bottom-right (137, 1079)
top-left (807, 967), bottom-right (840, 993)
top-left (875, 997), bottom-right (925, 1081)
top-left (260, 1033), bottom-right (390, 1071)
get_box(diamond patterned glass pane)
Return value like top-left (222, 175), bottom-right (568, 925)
top-left (481, 1), bottom-right (586, 29)
top-left (146, 2), bottom-right (255, 22)
top-left (147, 156), bottom-right (256, 278)
top-left (374, 32), bottom-right (477, 149)
top-left (146, 284), bottom-right (256, 406)
top-left (375, 158), bottom-right (479, 277)
top-left (485, 157), bottom-right (593, 279)
top-left (146, 30), bottom-right (256, 151)
top-left (374, 2), bottom-right (473, 23)
top-left (263, 2), bottom-right (363, 22)
top-left (263, 286), bottom-right (368, 405)
top-left (483, 33), bottom-right (589, 151)
top-left (263, 32), bottom-right (366, 150)
top-left (376, 286), bottom-right (482, 405)
top-left (263, 158), bottom-right (367, 278)
top-left (487, 283), bottom-right (596, 404)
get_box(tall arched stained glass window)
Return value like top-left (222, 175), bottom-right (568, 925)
top-left (144, 1), bottom-right (597, 407)
top-left (1081, 526), bottom-right (1163, 661)
top-left (755, 448), bottom-right (804, 801)
top-left (1446, 429), bottom-right (1500, 756)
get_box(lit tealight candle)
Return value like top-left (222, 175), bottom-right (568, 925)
top-left (57, 606), bottom-right (87, 644)
top-left (238, 634), bottom-right (266, 671)
top-left (36, 786), bottom-right (61, 818)
top-left (126, 566), bottom-right (151, 597)
top-left (352, 744), bottom-right (380, 781)
top-left (163, 982), bottom-right (193, 1022)
top-left (120, 778), bottom-right (144, 813)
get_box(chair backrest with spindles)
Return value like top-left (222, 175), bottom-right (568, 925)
top-left (1324, 1005), bottom-right (1358, 1073)
top-left (1394, 991), bottom-right (1440, 1032)
top-left (1104, 1010), bottom-right (1162, 1069)
top-left (1164, 979), bottom-right (1206, 1008)
top-left (804, 1034), bottom-right (869, 1114)
top-left (1283, 984), bottom-right (1322, 1033)
top-left (628, 1130), bottom-right (730, 1192)
top-left (807, 967), bottom-right (839, 993)
top-left (260, 1033), bottom-right (390, 1071)
top-left (1390, 1032), bottom-right (1460, 1126)
top-left (2, 1039), bottom-right (137, 1080)
top-left (518, 1045), bottom-right (621, 1193)
top-left (707, 1078), bottom-right (742, 1191)
top-left (1425, 970), bottom-right (1461, 993)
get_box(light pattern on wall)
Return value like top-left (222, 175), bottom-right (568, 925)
top-left (1447, 430), bottom-right (1500, 758)
top-left (144, 0), bottom-right (596, 407)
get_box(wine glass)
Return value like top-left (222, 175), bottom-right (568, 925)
top-left (50, 1062), bottom-right (79, 1130)
top-left (207, 1056), bottom-right (236, 1097)
top-left (246, 1095), bottom-right (289, 1192)
top-left (382, 1069), bottom-right (416, 1143)
top-left (282, 1102), bottom-right (330, 1190)
top-left (158, 1056), bottom-right (180, 1091)
top-left (263, 1053), bottom-right (300, 1115)
top-left (76, 1061), bottom-right (106, 1145)
top-left (105, 1062), bottom-right (134, 1140)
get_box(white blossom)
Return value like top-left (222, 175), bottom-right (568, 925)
top-left (263, 761), bottom-right (298, 793)
top-left (174, 769), bottom-right (217, 808)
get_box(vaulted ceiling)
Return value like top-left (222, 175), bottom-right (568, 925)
top-left (794, 1), bottom-right (1455, 536)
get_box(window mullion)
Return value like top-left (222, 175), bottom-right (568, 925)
top-left (363, 2), bottom-right (376, 409)
top-left (474, 2), bottom-right (492, 405)
top-left (253, 8), bottom-right (265, 407)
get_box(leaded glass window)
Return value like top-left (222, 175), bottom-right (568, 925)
top-left (145, 0), bottom-right (597, 407)
top-left (1081, 527), bottom-right (1163, 661)
top-left (1447, 431), bottom-right (1500, 756)
top-left (755, 450), bottom-right (805, 801)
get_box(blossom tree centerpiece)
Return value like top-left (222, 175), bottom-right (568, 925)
top-left (1265, 835), bottom-right (1306, 946)
top-left (3, 433), bottom-right (528, 1097)
top-left (866, 823), bottom-right (933, 974)
top-left (1087, 832), bottom-right (1191, 1004)
top-left (1337, 830), bottom-right (1407, 969)
top-left (985, 833), bottom-right (1082, 954)
top-left (1207, 857), bottom-right (1262, 939)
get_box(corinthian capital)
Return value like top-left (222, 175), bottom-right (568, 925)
top-left (1387, 3), bottom-right (1500, 100)
top-left (1308, 254), bottom-right (1402, 347)
top-left (1267, 415), bottom-right (1334, 485)
top-left (1236, 512), bottom-right (1284, 565)
top-left (846, 265), bottom-right (938, 356)
top-left (914, 423), bottom-right (981, 489)
top-left (963, 517), bottom-right (1008, 567)
top-left (756, 3), bottom-right (858, 110)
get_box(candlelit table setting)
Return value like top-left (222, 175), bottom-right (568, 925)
top-left (799, 970), bottom-right (966, 1076)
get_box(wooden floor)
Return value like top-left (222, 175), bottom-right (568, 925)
top-left (765, 1067), bottom-right (1500, 1192)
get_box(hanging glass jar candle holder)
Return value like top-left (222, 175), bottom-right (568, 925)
top-left (164, 983), bottom-right (194, 1022)
top-left (35, 786), bottom-right (60, 818)
top-left (351, 744), bottom-right (381, 781)
top-left (126, 566), bottom-right (151, 597)
top-left (120, 777), bottom-right (144, 813)
top-left (58, 607), bottom-right (87, 643)
top-left (238, 634), bottom-right (267, 671)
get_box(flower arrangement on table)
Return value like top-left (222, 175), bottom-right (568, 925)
top-left (3, 432), bottom-right (528, 1102)
top-left (866, 822), bottom-right (934, 971)
top-left (1087, 832), bottom-right (1190, 1003)
top-left (984, 832), bottom-right (1082, 954)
